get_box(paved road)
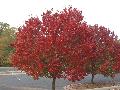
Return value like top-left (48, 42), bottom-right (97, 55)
top-left (0, 74), bottom-right (67, 90)
top-left (0, 67), bottom-right (120, 90)
top-left (0, 74), bottom-right (120, 90)
top-left (0, 85), bottom-right (48, 90)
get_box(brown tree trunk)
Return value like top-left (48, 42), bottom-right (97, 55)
top-left (52, 77), bottom-right (56, 90)
top-left (91, 61), bottom-right (95, 84)
top-left (91, 73), bottom-right (94, 84)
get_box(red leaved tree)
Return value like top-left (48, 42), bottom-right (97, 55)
top-left (84, 25), bottom-right (120, 83)
top-left (10, 6), bottom-right (120, 89)
top-left (11, 7), bottom-right (89, 90)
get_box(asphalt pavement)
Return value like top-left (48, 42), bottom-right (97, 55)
top-left (0, 67), bottom-right (120, 90)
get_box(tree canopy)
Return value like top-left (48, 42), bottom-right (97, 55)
top-left (0, 22), bottom-right (16, 66)
top-left (11, 7), bottom-right (120, 90)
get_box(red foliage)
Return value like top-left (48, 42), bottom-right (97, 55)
top-left (88, 25), bottom-right (120, 76)
top-left (11, 7), bottom-right (120, 82)
top-left (11, 7), bottom-right (87, 80)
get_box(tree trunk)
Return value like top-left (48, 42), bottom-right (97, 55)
top-left (91, 61), bottom-right (95, 84)
top-left (52, 77), bottom-right (56, 90)
top-left (91, 73), bottom-right (94, 84)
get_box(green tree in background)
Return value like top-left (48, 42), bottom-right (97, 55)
top-left (0, 22), bottom-right (16, 66)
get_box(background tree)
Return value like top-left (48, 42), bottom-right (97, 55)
top-left (0, 22), bottom-right (16, 66)
top-left (83, 25), bottom-right (120, 83)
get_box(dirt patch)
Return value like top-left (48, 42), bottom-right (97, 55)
top-left (64, 83), bottom-right (117, 90)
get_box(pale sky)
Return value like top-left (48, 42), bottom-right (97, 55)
top-left (0, 0), bottom-right (120, 38)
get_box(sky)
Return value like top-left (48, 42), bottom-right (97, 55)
top-left (0, 0), bottom-right (120, 38)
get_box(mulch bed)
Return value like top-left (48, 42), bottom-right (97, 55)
top-left (76, 83), bottom-right (114, 90)
top-left (64, 83), bottom-right (120, 90)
